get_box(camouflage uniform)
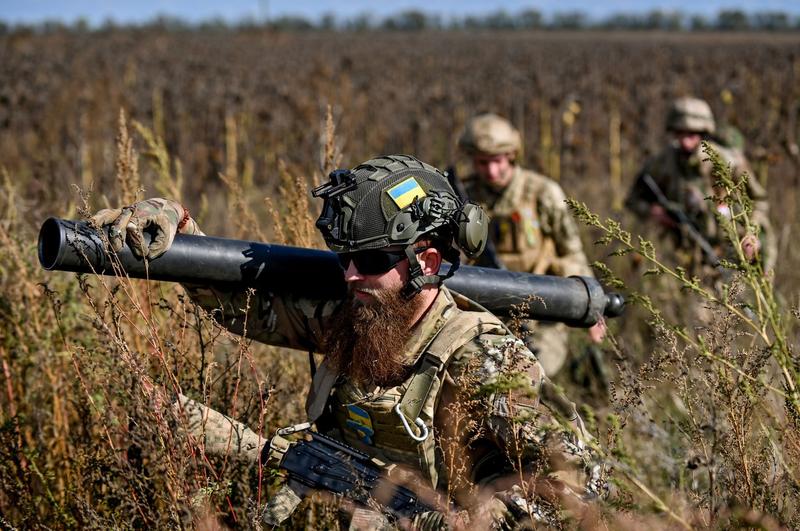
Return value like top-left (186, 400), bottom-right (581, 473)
top-left (92, 155), bottom-right (602, 529)
top-left (626, 102), bottom-right (775, 276)
top-left (464, 166), bottom-right (593, 376)
top-left (179, 283), bottom-right (600, 527)
top-left (457, 113), bottom-right (596, 377)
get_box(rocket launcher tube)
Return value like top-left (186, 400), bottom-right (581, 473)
top-left (38, 217), bottom-right (623, 327)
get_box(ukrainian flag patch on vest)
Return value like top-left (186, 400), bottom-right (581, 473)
top-left (387, 177), bottom-right (426, 209)
top-left (345, 404), bottom-right (375, 444)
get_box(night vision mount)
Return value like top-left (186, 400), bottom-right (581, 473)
top-left (312, 169), bottom-right (358, 243)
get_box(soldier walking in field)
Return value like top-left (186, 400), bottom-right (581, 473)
top-left (626, 97), bottom-right (775, 280)
top-left (457, 114), bottom-right (605, 378)
top-left (91, 155), bottom-right (605, 529)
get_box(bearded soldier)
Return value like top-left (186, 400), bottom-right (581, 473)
top-left (458, 114), bottom-right (605, 377)
top-left (91, 155), bottom-right (604, 529)
top-left (626, 97), bottom-right (775, 276)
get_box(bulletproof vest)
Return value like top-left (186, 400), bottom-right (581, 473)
top-left (305, 293), bottom-right (506, 489)
top-left (468, 168), bottom-right (553, 274)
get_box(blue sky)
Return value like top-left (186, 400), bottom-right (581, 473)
top-left (3, 1), bottom-right (799, 26)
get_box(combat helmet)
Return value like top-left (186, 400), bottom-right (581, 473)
top-left (666, 97), bottom-right (716, 134)
top-left (458, 113), bottom-right (522, 159)
top-left (313, 154), bottom-right (488, 297)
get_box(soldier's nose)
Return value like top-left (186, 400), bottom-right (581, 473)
top-left (344, 261), bottom-right (365, 282)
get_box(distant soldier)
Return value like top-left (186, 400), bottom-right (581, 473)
top-left (458, 113), bottom-right (605, 377)
top-left (626, 97), bottom-right (775, 277)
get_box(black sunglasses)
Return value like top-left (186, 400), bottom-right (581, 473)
top-left (337, 247), bottom-right (428, 275)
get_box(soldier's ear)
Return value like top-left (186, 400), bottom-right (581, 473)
top-left (417, 247), bottom-right (442, 276)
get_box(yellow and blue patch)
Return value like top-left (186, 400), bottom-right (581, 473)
top-left (345, 405), bottom-right (375, 444)
top-left (386, 177), bottom-right (426, 209)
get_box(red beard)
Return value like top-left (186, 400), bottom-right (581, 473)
top-left (324, 284), bottom-right (424, 387)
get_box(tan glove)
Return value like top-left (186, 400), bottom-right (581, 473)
top-left (91, 198), bottom-right (202, 259)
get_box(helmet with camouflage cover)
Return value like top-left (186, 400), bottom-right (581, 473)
top-left (458, 113), bottom-right (522, 160)
top-left (666, 97), bottom-right (716, 134)
top-left (312, 154), bottom-right (489, 296)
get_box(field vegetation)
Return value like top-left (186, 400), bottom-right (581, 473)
top-left (1, 27), bottom-right (799, 528)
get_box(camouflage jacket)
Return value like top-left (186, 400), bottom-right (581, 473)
top-left (181, 282), bottom-right (601, 519)
top-left (626, 140), bottom-right (775, 271)
top-left (464, 166), bottom-right (593, 277)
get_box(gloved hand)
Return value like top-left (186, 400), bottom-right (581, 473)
top-left (91, 198), bottom-right (201, 259)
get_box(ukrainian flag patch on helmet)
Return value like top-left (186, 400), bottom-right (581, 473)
top-left (387, 177), bottom-right (426, 209)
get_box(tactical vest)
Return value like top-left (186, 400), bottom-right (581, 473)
top-left (304, 297), bottom-right (506, 489)
top-left (472, 168), bottom-right (553, 274)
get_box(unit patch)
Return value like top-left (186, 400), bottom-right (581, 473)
top-left (519, 208), bottom-right (539, 246)
top-left (386, 177), bottom-right (426, 209)
top-left (345, 404), bottom-right (375, 444)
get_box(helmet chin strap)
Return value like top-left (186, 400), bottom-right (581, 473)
top-left (400, 245), bottom-right (461, 300)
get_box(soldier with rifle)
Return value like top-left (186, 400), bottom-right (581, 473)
top-left (84, 155), bottom-right (608, 529)
top-left (626, 97), bottom-right (775, 279)
top-left (457, 113), bottom-right (606, 378)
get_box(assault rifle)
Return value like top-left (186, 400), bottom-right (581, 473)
top-left (38, 218), bottom-right (625, 327)
top-left (263, 429), bottom-right (435, 524)
top-left (445, 167), bottom-right (505, 270)
top-left (639, 173), bottom-right (720, 267)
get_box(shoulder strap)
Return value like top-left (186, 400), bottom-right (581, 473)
top-left (398, 310), bottom-right (505, 421)
top-left (306, 308), bottom-right (506, 424)
top-left (522, 169), bottom-right (539, 203)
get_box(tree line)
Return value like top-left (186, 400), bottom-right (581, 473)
top-left (3, 9), bottom-right (800, 33)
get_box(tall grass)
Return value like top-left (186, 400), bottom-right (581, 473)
top-left (567, 143), bottom-right (798, 528)
top-left (1, 29), bottom-right (798, 529)
top-left (0, 110), bottom-right (326, 529)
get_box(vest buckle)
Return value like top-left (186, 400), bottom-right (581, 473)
top-left (394, 404), bottom-right (429, 443)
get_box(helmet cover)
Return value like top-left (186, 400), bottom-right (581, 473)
top-left (458, 113), bottom-right (522, 158)
top-left (666, 97), bottom-right (716, 134)
top-left (314, 154), bottom-right (485, 256)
